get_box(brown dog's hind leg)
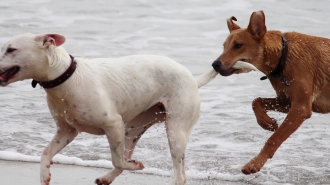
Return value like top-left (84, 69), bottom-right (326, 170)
top-left (252, 97), bottom-right (290, 131)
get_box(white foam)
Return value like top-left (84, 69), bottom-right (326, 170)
top-left (0, 151), bottom-right (40, 162)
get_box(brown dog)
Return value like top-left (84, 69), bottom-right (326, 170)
top-left (212, 10), bottom-right (330, 175)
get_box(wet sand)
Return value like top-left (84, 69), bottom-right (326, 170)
top-left (0, 159), bottom-right (244, 185)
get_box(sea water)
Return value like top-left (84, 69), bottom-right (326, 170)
top-left (1, 0), bottom-right (330, 184)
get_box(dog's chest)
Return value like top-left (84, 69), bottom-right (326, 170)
top-left (52, 101), bottom-right (106, 135)
top-left (270, 79), bottom-right (290, 98)
top-left (68, 109), bottom-right (106, 135)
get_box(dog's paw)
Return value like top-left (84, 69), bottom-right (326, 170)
top-left (40, 168), bottom-right (51, 185)
top-left (241, 156), bottom-right (266, 175)
top-left (95, 178), bottom-right (112, 185)
top-left (128, 159), bottom-right (144, 170)
top-left (256, 117), bottom-right (278, 132)
top-left (40, 161), bottom-right (54, 185)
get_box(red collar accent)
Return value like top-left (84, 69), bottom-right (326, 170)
top-left (32, 55), bottom-right (77, 88)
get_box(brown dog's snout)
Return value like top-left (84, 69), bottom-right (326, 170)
top-left (212, 60), bottom-right (221, 72)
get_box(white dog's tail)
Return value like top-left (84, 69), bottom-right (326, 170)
top-left (196, 68), bottom-right (218, 88)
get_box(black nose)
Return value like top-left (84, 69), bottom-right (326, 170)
top-left (212, 61), bottom-right (221, 72)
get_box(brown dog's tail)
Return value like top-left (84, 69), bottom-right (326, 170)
top-left (196, 68), bottom-right (218, 88)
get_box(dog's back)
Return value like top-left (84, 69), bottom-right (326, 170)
top-left (258, 31), bottom-right (330, 106)
top-left (63, 54), bottom-right (198, 121)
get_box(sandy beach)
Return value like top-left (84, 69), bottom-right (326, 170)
top-left (0, 159), bottom-right (244, 185)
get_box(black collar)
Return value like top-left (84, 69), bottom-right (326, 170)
top-left (260, 34), bottom-right (290, 86)
top-left (32, 55), bottom-right (77, 88)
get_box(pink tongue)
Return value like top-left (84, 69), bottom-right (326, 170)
top-left (0, 72), bottom-right (9, 81)
top-left (0, 75), bottom-right (5, 81)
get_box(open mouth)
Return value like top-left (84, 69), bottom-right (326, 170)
top-left (219, 67), bottom-right (237, 76)
top-left (0, 66), bottom-right (20, 83)
top-left (214, 59), bottom-right (246, 77)
top-left (217, 60), bottom-right (260, 77)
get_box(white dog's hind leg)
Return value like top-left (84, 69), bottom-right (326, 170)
top-left (165, 119), bottom-right (193, 185)
top-left (164, 90), bottom-right (200, 185)
top-left (40, 121), bottom-right (78, 185)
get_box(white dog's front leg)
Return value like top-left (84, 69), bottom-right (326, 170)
top-left (106, 120), bottom-right (144, 170)
top-left (40, 122), bottom-right (78, 185)
top-left (94, 168), bottom-right (123, 185)
top-left (95, 118), bottom-right (144, 185)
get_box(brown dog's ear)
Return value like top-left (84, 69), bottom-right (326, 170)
top-left (247, 10), bottom-right (267, 39)
top-left (227, 16), bottom-right (240, 32)
top-left (35, 34), bottom-right (66, 48)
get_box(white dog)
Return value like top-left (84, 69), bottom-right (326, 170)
top-left (0, 33), bottom-right (218, 185)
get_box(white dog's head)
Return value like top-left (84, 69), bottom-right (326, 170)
top-left (0, 33), bottom-right (66, 86)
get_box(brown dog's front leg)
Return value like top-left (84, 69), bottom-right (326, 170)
top-left (252, 97), bottom-right (290, 131)
top-left (242, 101), bottom-right (312, 174)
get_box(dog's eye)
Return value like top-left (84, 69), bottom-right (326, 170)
top-left (233, 44), bottom-right (243, 50)
top-left (6, 48), bottom-right (17, 53)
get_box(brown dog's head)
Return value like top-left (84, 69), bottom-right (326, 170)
top-left (212, 10), bottom-right (267, 76)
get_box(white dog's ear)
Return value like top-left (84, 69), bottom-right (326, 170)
top-left (35, 34), bottom-right (66, 48)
